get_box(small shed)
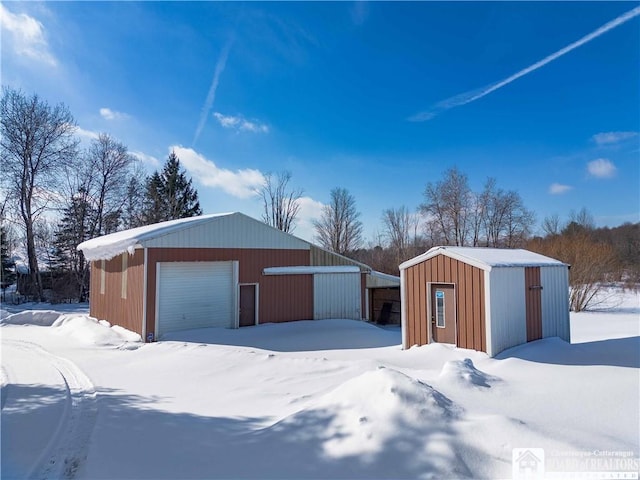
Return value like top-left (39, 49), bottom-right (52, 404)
top-left (78, 212), bottom-right (374, 341)
top-left (399, 246), bottom-right (570, 357)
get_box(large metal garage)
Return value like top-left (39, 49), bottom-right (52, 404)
top-left (78, 212), bottom-right (373, 341)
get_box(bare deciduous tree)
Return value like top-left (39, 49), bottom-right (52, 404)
top-left (480, 179), bottom-right (535, 248)
top-left (542, 213), bottom-right (561, 237)
top-left (382, 206), bottom-right (419, 263)
top-left (258, 171), bottom-right (303, 233)
top-left (569, 207), bottom-right (595, 230)
top-left (124, 174), bottom-right (145, 229)
top-left (478, 178), bottom-right (535, 247)
top-left (0, 87), bottom-right (78, 300)
top-left (83, 133), bottom-right (135, 235)
top-left (420, 167), bottom-right (473, 246)
top-left (313, 187), bottom-right (363, 255)
top-left (419, 170), bottom-right (535, 248)
top-left (502, 197), bottom-right (535, 248)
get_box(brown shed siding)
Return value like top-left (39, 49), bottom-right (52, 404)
top-left (404, 254), bottom-right (486, 353)
top-left (145, 248), bottom-right (313, 336)
top-left (525, 267), bottom-right (543, 341)
top-left (89, 250), bottom-right (144, 335)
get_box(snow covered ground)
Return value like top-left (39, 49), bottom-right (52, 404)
top-left (1, 288), bottom-right (638, 479)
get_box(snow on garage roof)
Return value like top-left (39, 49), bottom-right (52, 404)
top-left (399, 246), bottom-right (567, 271)
top-left (78, 213), bottom-right (234, 261)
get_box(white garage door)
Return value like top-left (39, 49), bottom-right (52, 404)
top-left (156, 261), bottom-right (237, 337)
top-left (313, 272), bottom-right (362, 320)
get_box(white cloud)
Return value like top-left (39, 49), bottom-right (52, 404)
top-left (591, 131), bottom-right (638, 145)
top-left (0, 4), bottom-right (57, 67)
top-left (587, 158), bottom-right (617, 178)
top-left (129, 151), bottom-right (159, 167)
top-left (549, 183), bottom-right (573, 195)
top-left (291, 196), bottom-right (325, 242)
top-left (297, 196), bottom-right (325, 223)
top-left (75, 126), bottom-right (100, 141)
top-left (100, 107), bottom-right (128, 121)
top-left (410, 5), bottom-right (640, 121)
top-left (171, 145), bottom-right (265, 199)
top-left (213, 112), bottom-right (269, 133)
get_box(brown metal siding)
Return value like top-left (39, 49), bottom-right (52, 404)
top-left (405, 265), bottom-right (423, 348)
top-left (88, 250), bottom-right (144, 336)
top-left (525, 267), bottom-right (543, 341)
top-left (145, 248), bottom-right (313, 336)
top-left (403, 254), bottom-right (486, 353)
top-left (418, 262), bottom-right (427, 345)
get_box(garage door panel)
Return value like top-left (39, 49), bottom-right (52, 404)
top-left (157, 261), bottom-right (235, 337)
top-left (314, 273), bottom-right (361, 320)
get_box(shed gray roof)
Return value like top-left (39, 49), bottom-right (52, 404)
top-left (399, 246), bottom-right (567, 272)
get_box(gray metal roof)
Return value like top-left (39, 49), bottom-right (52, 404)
top-left (78, 212), bottom-right (311, 260)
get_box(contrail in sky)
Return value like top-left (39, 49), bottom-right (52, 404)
top-left (193, 36), bottom-right (235, 146)
top-left (409, 5), bottom-right (640, 122)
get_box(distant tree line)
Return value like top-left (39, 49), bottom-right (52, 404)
top-left (0, 87), bottom-right (201, 302)
top-left (528, 208), bottom-right (639, 311)
top-left (258, 165), bottom-right (637, 314)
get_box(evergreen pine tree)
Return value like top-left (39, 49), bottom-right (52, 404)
top-left (52, 189), bottom-right (97, 301)
top-left (141, 151), bottom-right (202, 224)
top-left (161, 151), bottom-right (202, 220)
top-left (1, 226), bottom-right (16, 297)
top-left (142, 171), bottom-right (165, 224)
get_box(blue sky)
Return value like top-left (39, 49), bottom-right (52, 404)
top-left (2, 1), bottom-right (639, 243)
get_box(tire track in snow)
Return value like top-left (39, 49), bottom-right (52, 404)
top-left (3, 340), bottom-right (98, 479)
top-left (1, 364), bottom-right (10, 410)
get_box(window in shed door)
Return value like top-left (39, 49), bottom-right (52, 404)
top-left (435, 290), bottom-right (445, 327)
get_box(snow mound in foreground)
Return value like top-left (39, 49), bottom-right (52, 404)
top-left (0, 310), bottom-right (61, 326)
top-left (52, 314), bottom-right (142, 348)
top-left (439, 358), bottom-right (501, 388)
top-left (273, 367), bottom-right (462, 463)
top-left (1, 310), bottom-right (142, 348)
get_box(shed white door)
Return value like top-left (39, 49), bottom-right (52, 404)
top-left (156, 261), bottom-right (237, 337)
top-left (313, 272), bottom-right (362, 320)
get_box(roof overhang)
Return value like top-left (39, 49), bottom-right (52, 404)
top-left (366, 271), bottom-right (400, 288)
top-left (263, 266), bottom-right (360, 275)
